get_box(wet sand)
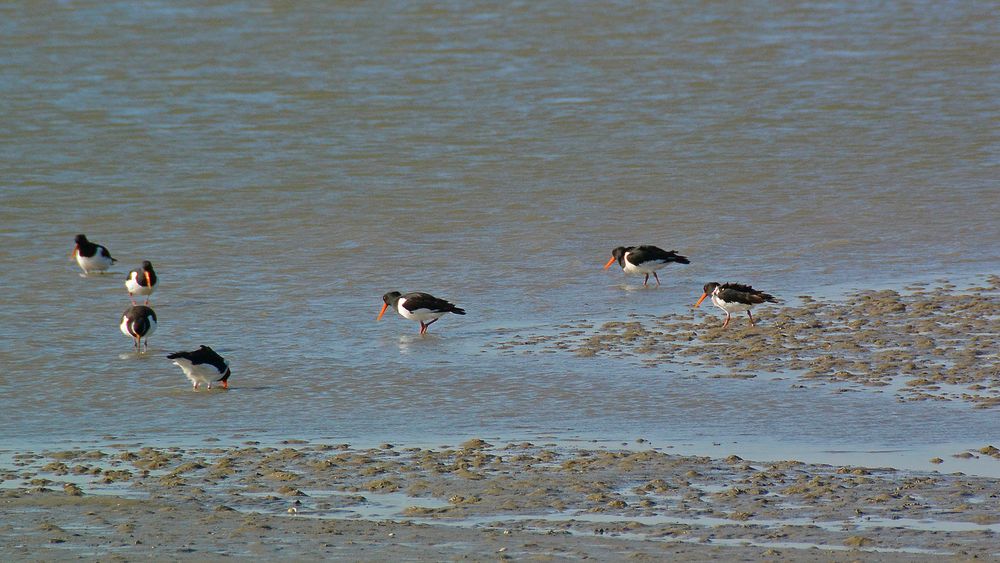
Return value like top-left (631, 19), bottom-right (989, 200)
top-left (495, 275), bottom-right (1000, 409)
top-left (3, 439), bottom-right (999, 561)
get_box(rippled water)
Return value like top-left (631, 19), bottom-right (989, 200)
top-left (1, 1), bottom-right (998, 470)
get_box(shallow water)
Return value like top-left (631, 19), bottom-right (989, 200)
top-left (1, 1), bottom-right (998, 469)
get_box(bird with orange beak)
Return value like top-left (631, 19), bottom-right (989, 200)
top-left (378, 291), bottom-right (466, 334)
top-left (125, 260), bottom-right (158, 305)
top-left (603, 245), bottom-right (690, 286)
top-left (167, 345), bottom-right (231, 390)
top-left (120, 305), bottom-right (157, 353)
top-left (694, 282), bottom-right (777, 328)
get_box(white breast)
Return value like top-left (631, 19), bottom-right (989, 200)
top-left (76, 251), bottom-right (113, 273)
top-left (125, 272), bottom-right (155, 296)
top-left (711, 293), bottom-right (752, 314)
top-left (396, 297), bottom-right (447, 322)
top-left (172, 358), bottom-right (223, 386)
top-left (621, 252), bottom-right (662, 275)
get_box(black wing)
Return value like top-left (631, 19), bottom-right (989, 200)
top-left (718, 283), bottom-right (777, 304)
top-left (167, 345), bottom-right (227, 370)
top-left (402, 292), bottom-right (466, 315)
top-left (631, 245), bottom-right (690, 265)
top-left (98, 244), bottom-right (117, 263)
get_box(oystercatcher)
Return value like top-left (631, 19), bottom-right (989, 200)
top-left (73, 234), bottom-right (117, 274)
top-left (603, 245), bottom-right (690, 286)
top-left (167, 345), bottom-right (231, 390)
top-left (125, 261), bottom-right (158, 305)
top-left (694, 282), bottom-right (777, 328)
top-left (120, 305), bottom-right (157, 352)
top-left (377, 291), bottom-right (466, 335)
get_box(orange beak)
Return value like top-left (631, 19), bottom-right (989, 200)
top-left (377, 302), bottom-right (389, 321)
top-left (694, 293), bottom-right (708, 308)
top-left (144, 271), bottom-right (152, 287)
top-left (71, 244), bottom-right (79, 259)
top-left (221, 380), bottom-right (229, 389)
top-left (603, 256), bottom-right (616, 270)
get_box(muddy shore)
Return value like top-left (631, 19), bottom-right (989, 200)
top-left (494, 275), bottom-right (1000, 409)
top-left (3, 439), bottom-right (999, 561)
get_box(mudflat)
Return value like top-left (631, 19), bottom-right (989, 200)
top-left (3, 438), bottom-right (999, 560)
top-left (496, 275), bottom-right (1000, 409)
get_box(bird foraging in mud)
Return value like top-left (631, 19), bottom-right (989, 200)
top-left (694, 282), bottom-right (777, 328)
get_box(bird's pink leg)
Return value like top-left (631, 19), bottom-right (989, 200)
top-left (653, 272), bottom-right (661, 286)
top-left (747, 310), bottom-right (755, 327)
top-left (419, 322), bottom-right (426, 335)
top-left (722, 314), bottom-right (731, 329)
top-left (643, 274), bottom-right (649, 286)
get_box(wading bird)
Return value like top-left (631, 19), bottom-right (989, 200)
top-left (694, 282), bottom-right (777, 328)
top-left (120, 305), bottom-right (157, 353)
top-left (73, 234), bottom-right (117, 274)
top-left (378, 291), bottom-right (466, 335)
top-left (167, 345), bottom-right (231, 390)
top-left (125, 260), bottom-right (158, 305)
top-left (603, 245), bottom-right (689, 286)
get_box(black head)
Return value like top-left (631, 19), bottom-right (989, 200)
top-left (124, 304), bottom-right (156, 319)
top-left (75, 234), bottom-right (88, 244)
top-left (703, 282), bottom-right (720, 295)
top-left (142, 260), bottom-right (154, 270)
top-left (604, 246), bottom-right (631, 269)
top-left (377, 291), bottom-right (403, 321)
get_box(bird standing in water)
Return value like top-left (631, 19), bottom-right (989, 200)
top-left (377, 291), bottom-right (466, 335)
top-left (167, 345), bottom-right (232, 390)
top-left (73, 234), bottom-right (117, 274)
top-left (604, 245), bottom-right (690, 286)
top-left (120, 305), bottom-right (157, 353)
top-left (125, 260), bottom-right (158, 305)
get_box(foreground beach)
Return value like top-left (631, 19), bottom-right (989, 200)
top-left (3, 439), bottom-right (999, 561)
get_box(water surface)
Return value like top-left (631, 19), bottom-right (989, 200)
top-left (1, 1), bottom-right (997, 471)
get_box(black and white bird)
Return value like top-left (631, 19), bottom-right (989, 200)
top-left (125, 261), bottom-right (158, 305)
top-left (120, 305), bottom-right (157, 352)
top-left (167, 345), bottom-right (231, 390)
top-left (603, 245), bottom-right (690, 286)
top-left (694, 282), bottom-right (777, 328)
top-left (73, 234), bottom-right (117, 274)
top-left (377, 291), bottom-right (466, 335)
